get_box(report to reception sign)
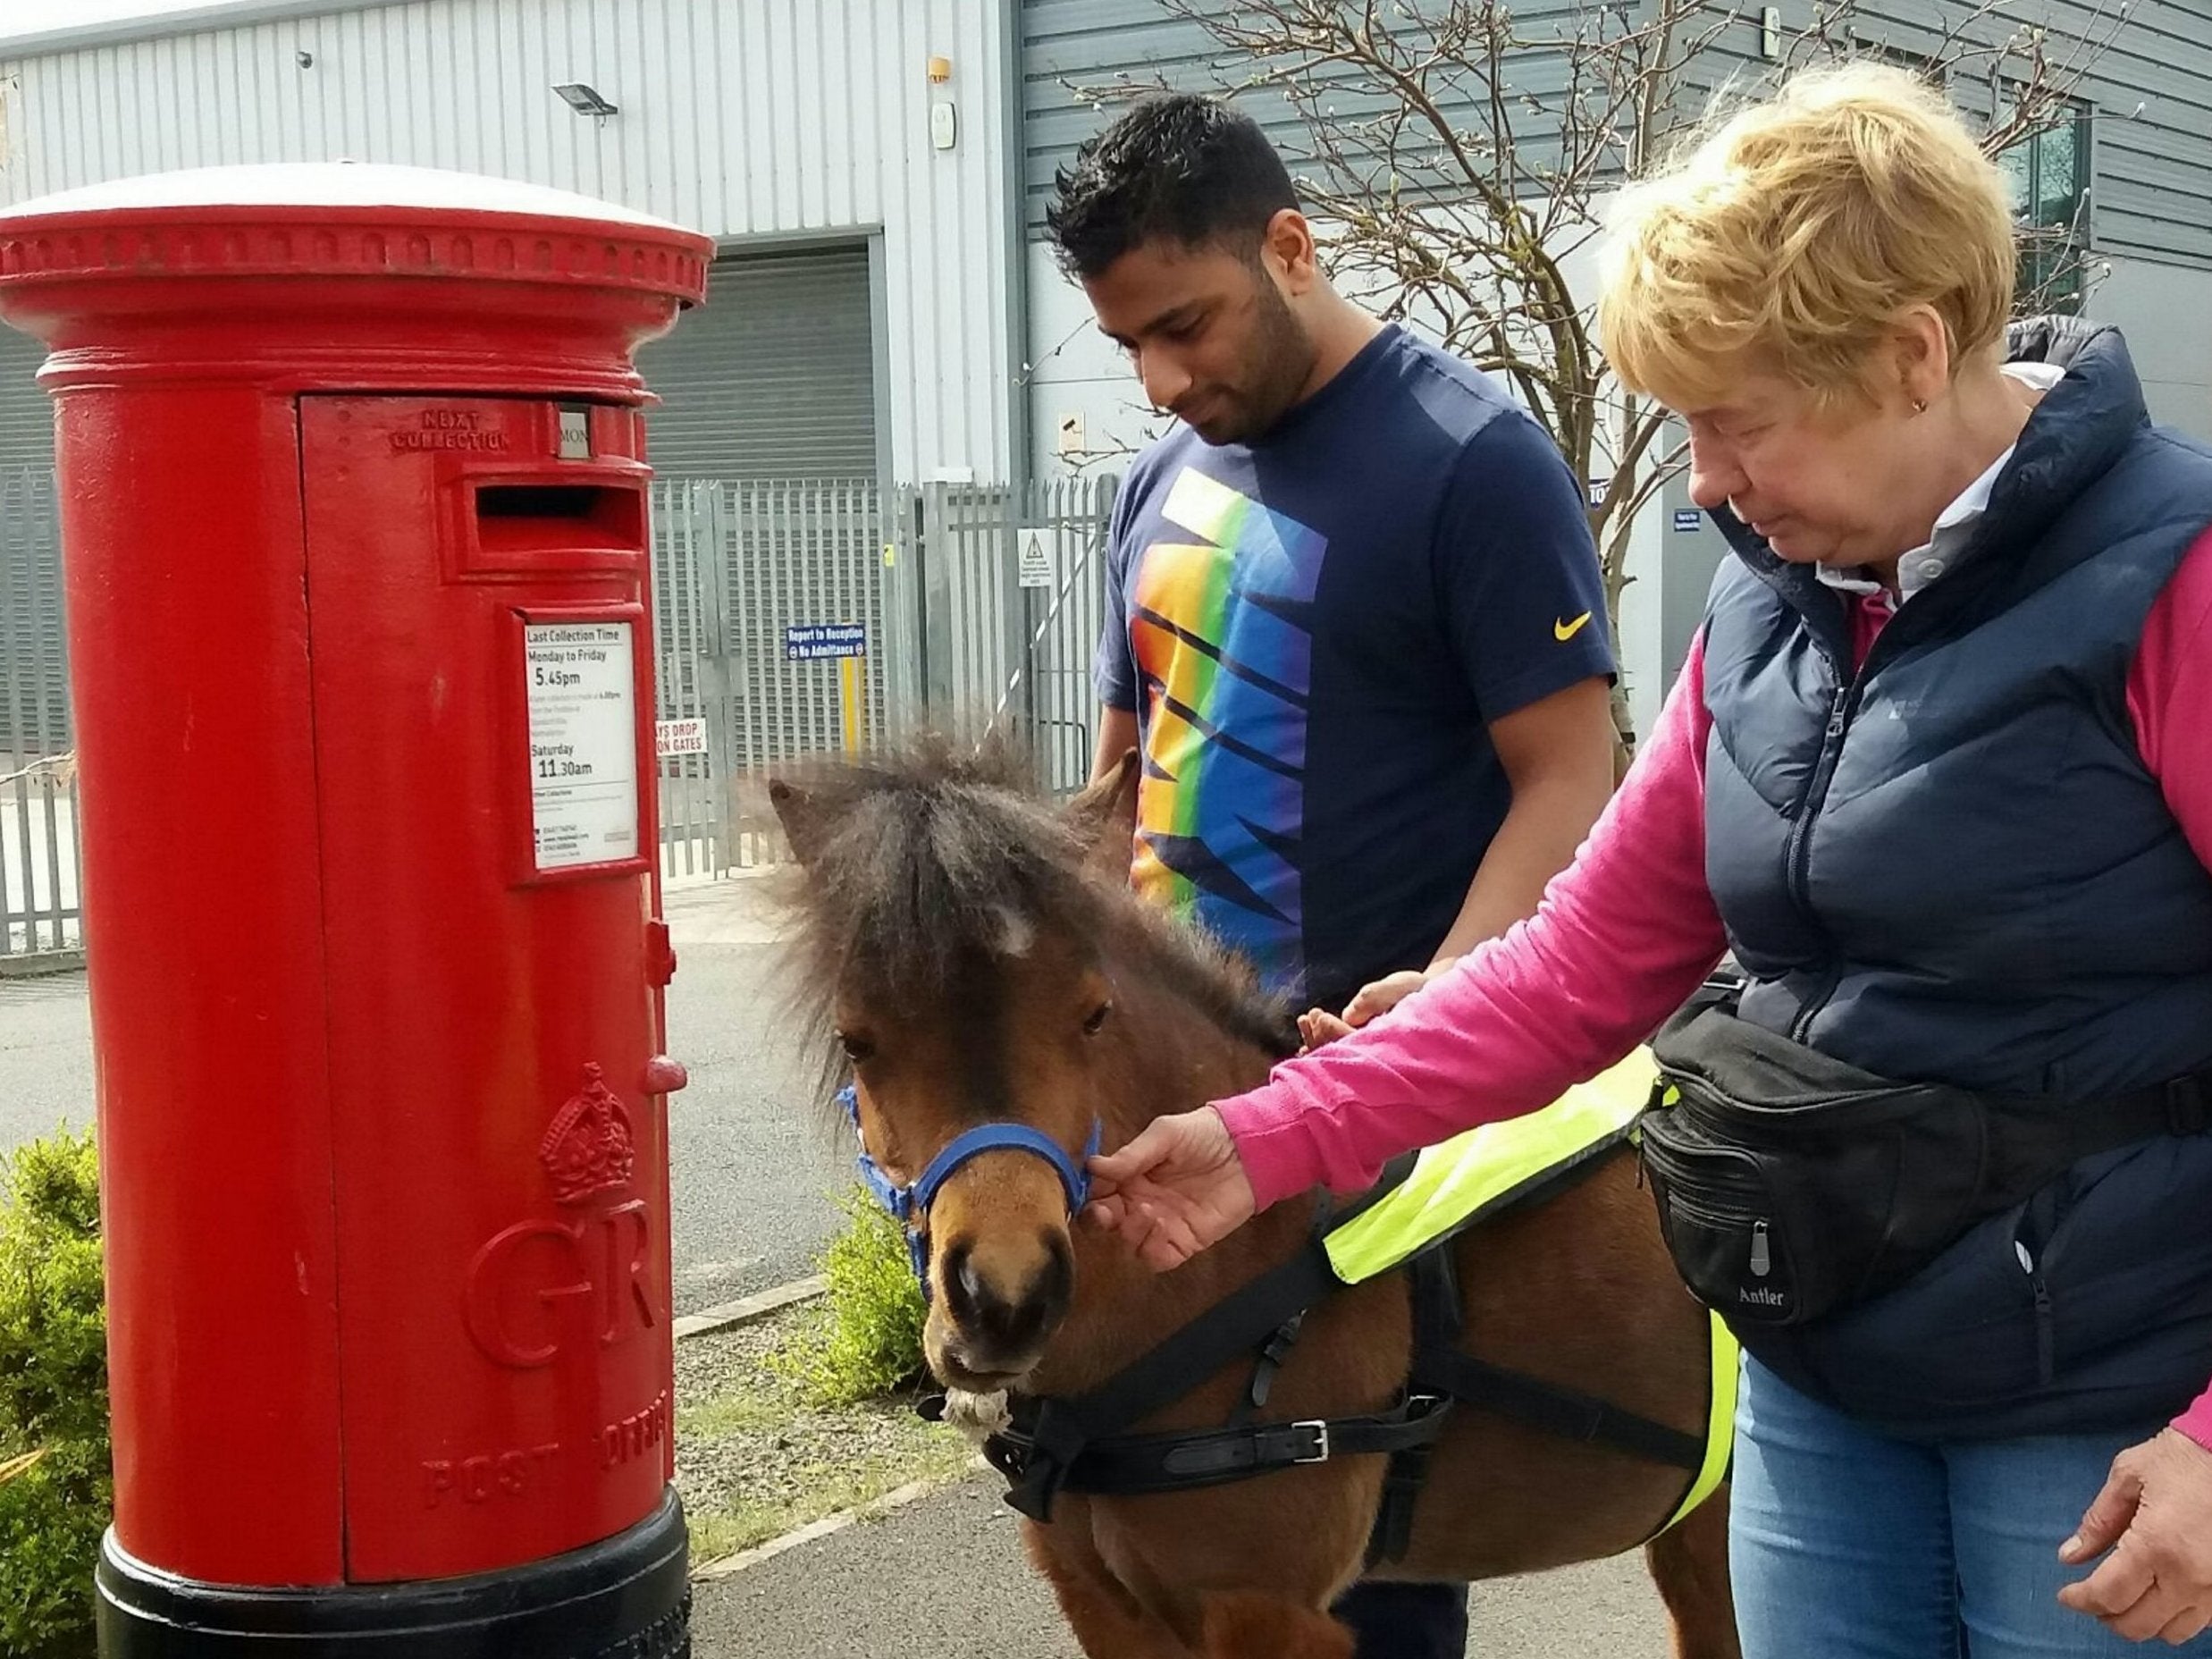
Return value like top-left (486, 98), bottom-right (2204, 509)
top-left (785, 622), bottom-right (866, 661)
top-left (524, 620), bottom-right (640, 872)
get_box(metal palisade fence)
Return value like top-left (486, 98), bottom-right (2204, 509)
top-left (0, 466), bottom-right (80, 957)
top-left (645, 471), bottom-right (1118, 873)
top-left (0, 465), bottom-right (1122, 947)
top-left (649, 476), bottom-right (891, 874)
top-left (904, 475), bottom-right (1118, 799)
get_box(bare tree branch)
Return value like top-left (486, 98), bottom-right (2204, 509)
top-left (1080, 0), bottom-right (2116, 745)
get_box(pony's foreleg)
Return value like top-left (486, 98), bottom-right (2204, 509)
top-left (1197, 1592), bottom-right (1355, 1659)
top-left (1022, 1510), bottom-right (1190, 1658)
top-left (1642, 1485), bottom-right (1742, 1659)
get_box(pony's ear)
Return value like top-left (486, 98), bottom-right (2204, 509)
top-left (1065, 749), bottom-right (1140, 878)
top-left (768, 778), bottom-right (831, 866)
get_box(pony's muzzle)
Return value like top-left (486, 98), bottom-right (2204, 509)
top-left (932, 1227), bottom-right (1073, 1383)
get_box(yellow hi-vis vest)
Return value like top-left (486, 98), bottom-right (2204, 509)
top-left (1316, 1047), bottom-right (1737, 1534)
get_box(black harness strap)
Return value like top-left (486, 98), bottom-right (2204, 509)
top-left (978, 1145), bottom-right (1707, 1560)
top-left (984, 1156), bottom-right (1426, 1522)
top-left (990, 1392), bottom-right (1453, 1499)
top-left (1419, 1352), bottom-right (1706, 1471)
top-left (1365, 1244), bottom-right (1464, 1565)
top-left (1405, 1219), bottom-right (1707, 1475)
top-left (988, 1236), bottom-right (1345, 1521)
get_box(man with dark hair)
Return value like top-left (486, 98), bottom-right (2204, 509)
top-left (1050, 93), bottom-right (1618, 1657)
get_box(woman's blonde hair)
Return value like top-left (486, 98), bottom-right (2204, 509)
top-left (1600, 62), bottom-right (2015, 408)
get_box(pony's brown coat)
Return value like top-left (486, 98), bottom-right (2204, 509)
top-left (775, 745), bottom-right (1738, 1659)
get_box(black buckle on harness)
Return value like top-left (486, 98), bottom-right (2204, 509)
top-left (987, 1400), bottom-right (1090, 1522)
top-left (1291, 1419), bottom-right (1330, 1464)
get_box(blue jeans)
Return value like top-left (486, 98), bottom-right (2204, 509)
top-left (1733, 1355), bottom-right (2212, 1658)
top-left (1333, 1580), bottom-right (1468, 1657)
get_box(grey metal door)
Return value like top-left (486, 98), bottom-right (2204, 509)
top-left (635, 247), bottom-right (878, 480)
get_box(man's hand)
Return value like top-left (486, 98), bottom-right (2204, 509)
top-left (1083, 1107), bottom-right (1257, 1271)
top-left (1297, 1007), bottom-right (1355, 1051)
top-left (1341, 965), bottom-right (1444, 1029)
top-left (2057, 1427), bottom-right (2212, 1643)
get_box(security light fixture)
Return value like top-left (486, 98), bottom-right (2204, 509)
top-left (553, 82), bottom-right (618, 119)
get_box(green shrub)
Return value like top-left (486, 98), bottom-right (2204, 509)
top-left (779, 1188), bottom-right (926, 1407)
top-left (0, 1127), bottom-right (109, 1659)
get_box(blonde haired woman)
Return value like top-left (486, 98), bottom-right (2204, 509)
top-left (1087, 63), bottom-right (2212, 1654)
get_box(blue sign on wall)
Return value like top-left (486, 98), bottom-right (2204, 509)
top-left (784, 623), bottom-right (867, 661)
top-left (1672, 509), bottom-right (1703, 533)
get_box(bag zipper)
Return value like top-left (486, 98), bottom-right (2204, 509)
top-left (1655, 1184), bottom-right (1767, 1225)
top-left (2017, 1240), bottom-right (2056, 1384)
top-left (1639, 1132), bottom-right (1771, 1198)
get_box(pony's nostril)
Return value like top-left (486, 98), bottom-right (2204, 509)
top-left (937, 1229), bottom-right (1073, 1366)
top-left (940, 1237), bottom-right (980, 1325)
top-left (1034, 1227), bottom-right (1073, 1321)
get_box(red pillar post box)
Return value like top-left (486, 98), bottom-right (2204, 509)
top-left (0, 164), bottom-right (711, 1656)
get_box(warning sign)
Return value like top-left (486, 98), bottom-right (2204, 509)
top-left (1016, 526), bottom-right (1055, 590)
top-left (524, 621), bottom-right (639, 872)
top-left (655, 718), bottom-right (709, 757)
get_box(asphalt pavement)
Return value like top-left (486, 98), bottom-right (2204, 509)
top-left (657, 872), bottom-right (851, 1314)
top-left (694, 1473), bottom-right (1676, 1658)
top-left (0, 965), bottom-right (97, 1153)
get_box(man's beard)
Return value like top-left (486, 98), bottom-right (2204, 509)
top-left (1198, 278), bottom-right (1317, 445)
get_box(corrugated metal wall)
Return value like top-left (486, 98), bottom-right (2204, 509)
top-left (1663, 0), bottom-right (2212, 271)
top-left (1023, 0), bottom-right (1621, 229)
top-left (1, 0), bottom-right (1015, 484)
top-left (1021, 0), bottom-right (2212, 271)
top-left (1773, 0), bottom-right (2212, 268)
top-left (635, 247), bottom-right (878, 479)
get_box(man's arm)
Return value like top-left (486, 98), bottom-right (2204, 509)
top-left (1431, 675), bottom-right (1614, 963)
top-left (1336, 406), bottom-right (1617, 1029)
top-left (1341, 675), bottom-right (1613, 1027)
top-left (1093, 705), bottom-right (1139, 783)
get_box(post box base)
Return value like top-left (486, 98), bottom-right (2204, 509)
top-left (95, 1489), bottom-right (690, 1657)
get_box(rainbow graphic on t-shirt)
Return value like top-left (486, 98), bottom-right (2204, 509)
top-left (1128, 466), bottom-right (1327, 995)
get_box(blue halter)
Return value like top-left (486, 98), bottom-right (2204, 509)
top-left (836, 1084), bottom-right (1104, 1295)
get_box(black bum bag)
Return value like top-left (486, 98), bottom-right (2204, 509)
top-left (1638, 985), bottom-right (2212, 1328)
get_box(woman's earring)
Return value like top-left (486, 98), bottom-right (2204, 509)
top-left (1911, 398), bottom-right (1929, 415)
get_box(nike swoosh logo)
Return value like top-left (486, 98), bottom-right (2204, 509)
top-left (1554, 611), bottom-right (1593, 641)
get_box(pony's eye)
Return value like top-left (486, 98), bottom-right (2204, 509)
top-left (1082, 1002), bottom-right (1113, 1036)
top-left (837, 1031), bottom-right (875, 1064)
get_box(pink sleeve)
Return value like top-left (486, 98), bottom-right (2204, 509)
top-left (2130, 529), bottom-right (2212, 867)
top-left (1216, 637), bottom-right (1732, 1208)
top-left (2128, 527), bottom-right (2212, 1455)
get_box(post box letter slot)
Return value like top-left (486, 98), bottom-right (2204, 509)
top-left (474, 484), bottom-right (643, 559)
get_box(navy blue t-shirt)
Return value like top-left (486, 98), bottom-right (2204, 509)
top-left (1094, 325), bottom-right (1612, 1013)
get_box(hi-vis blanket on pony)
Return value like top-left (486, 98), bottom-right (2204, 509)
top-left (1319, 1048), bottom-right (1737, 1537)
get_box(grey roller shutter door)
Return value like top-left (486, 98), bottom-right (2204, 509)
top-left (0, 324), bottom-right (52, 475)
top-left (635, 245), bottom-right (877, 480)
top-left (0, 323), bottom-right (64, 753)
